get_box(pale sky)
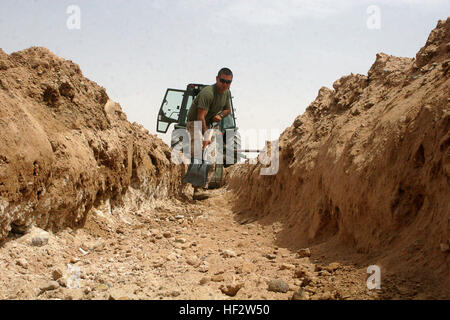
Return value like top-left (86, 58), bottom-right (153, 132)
top-left (1, 0), bottom-right (449, 148)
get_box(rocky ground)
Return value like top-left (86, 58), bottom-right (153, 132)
top-left (0, 187), bottom-right (439, 300)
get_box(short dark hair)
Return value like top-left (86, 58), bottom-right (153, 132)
top-left (218, 67), bottom-right (233, 77)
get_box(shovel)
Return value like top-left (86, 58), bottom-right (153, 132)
top-left (182, 157), bottom-right (212, 187)
top-left (182, 122), bottom-right (218, 187)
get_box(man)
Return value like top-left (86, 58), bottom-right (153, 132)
top-left (185, 67), bottom-right (233, 200)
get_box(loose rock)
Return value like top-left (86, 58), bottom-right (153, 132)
top-left (294, 265), bottom-right (309, 278)
top-left (220, 283), bottom-right (244, 297)
top-left (52, 268), bottom-right (63, 280)
top-left (16, 259), bottom-right (28, 269)
top-left (57, 278), bottom-right (67, 288)
top-left (199, 277), bottom-right (211, 285)
top-left (108, 288), bottom-right (130, 300)
top-left (40, 281), bottom-right (59, 293)
top-left (279, 263), bottom-right (295, 270)
top-left (185, 255), bottom-right (201, 267)
top-left (325, 262), bottom-right (341, 273)
top-left (198, 261), bottom-right (209, 273)
top-left (291, 288), bottom-right (308, 300)
top-left (222, 250), bottom-right (237, 258)
top-left (296, 248), bottom-right (311, 258)
top-left (212, 275), bottom-right (225, 282)
top-left (31, 228), bottom-right (50, 247)
top-left (264, 253), bottom-right (277, 260)
top-left (267, 279), bottom-right (290, 293)
top-left (170, 290), bottom-right (181, 297)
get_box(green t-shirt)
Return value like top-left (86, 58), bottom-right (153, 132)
top-left (187, 84), bottom-right (230, 125)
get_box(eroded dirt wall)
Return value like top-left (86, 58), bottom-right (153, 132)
top-left (227, 18), bottom-right (450, 286)
top-left (0, 47), bottom-right (182, 242)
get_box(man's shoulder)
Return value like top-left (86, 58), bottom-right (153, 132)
top-left (198, 84), bottom-right (215, 98)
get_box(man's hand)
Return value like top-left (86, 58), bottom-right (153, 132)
top-left (213, 109), bottom-right (230, 123)
top-left (202, 140), bottom-right (211, 150)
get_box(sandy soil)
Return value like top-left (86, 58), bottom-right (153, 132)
top-left (1, 187), bottom-right (442, 300)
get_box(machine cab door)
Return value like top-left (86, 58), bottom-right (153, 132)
top-left (156, 89), bottom-right (187, 133)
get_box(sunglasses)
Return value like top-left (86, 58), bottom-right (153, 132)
top-left (219, 78), bottom-right (232, 84)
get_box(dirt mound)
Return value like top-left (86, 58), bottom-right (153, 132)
top-left (0, 47), bottom-right (182, 243)
top-left (227, 18), bottom-right (450, 294)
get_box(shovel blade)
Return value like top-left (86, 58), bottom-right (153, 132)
top-left (183, 163), bottom-right (211, 187)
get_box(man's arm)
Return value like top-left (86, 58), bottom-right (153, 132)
top-left (222, 91), bottom-right (231, 117)
top-left (213, 91), bottom-right (231, 122)
top-left (196, 108), bottom-right (212, 150)
top-left (196, 108), bottom-right (209, 134)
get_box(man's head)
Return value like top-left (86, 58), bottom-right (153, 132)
top-left (216, 67), bottom-right (233, 93)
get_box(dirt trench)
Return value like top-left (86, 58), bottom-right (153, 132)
top-left (0, 186), bottom-right (438, 300)
top-left (0, 18), bottom-right (448, 301)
